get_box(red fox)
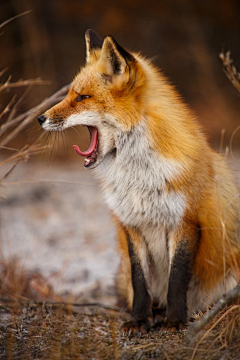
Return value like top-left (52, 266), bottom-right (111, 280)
top-left (38, 30), bottom-right (240, 333)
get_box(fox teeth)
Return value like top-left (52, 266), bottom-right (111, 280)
top-left (85, 158), bottom-right (90, 164)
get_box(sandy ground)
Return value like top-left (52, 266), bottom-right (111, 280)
top-left (0, 154), bottom-right (239, 306)
top-left (0, 158), bottom-right (118, 304)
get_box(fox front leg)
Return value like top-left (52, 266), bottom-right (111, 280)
top-left (166, 238), bottom-right (197, 330)
top-left (121, 234), bottom-right (153, 335)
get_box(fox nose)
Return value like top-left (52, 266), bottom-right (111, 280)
top-left (38, 114), bottom-right (46, 125)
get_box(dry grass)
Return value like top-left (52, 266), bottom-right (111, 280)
top-left (0, 11), bottom-right (69, 167)
top-left (0, 257), bottom-right (60, 302)
top-left (0, 62), bottom-right (68, 184)
top-left (0, 298), bottom-right (239, 360)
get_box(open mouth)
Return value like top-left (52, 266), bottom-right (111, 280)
top-left (73, 126), bottom-right (98, 168)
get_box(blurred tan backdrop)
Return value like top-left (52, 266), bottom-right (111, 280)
top-left (1, 0), bottom-right (240, 156)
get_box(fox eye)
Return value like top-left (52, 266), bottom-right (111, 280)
top-left (75, 95), bottom-right (91, 102)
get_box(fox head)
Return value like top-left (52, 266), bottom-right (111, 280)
top-left (38, 29), bottom-right (146, 169)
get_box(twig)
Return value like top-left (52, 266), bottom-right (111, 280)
top-left (188, 305), bottom-right (239, 360)
top-left (0, 10), bottom-right (32, 30)
top-left (219, 51), bottom-right (240, 94)
top-left (0, 112), bottom-right (26, 135)
top-left (14, 86), bottom-right (40, 124)
top-left (0, 161), bottom-right (20, 183)
top-left (7, 85), bottom-right (32, 124)
top-left (0, 68), bottom-right (8, 77)
top-left (0, 95), bottom-right (16, 121)
top-left (0, 78), bottom-right (51, 92)
top-left (0, 146), bottom-right (19, 151)
top-left (0, 144), bottom-right (47, 166)
top-left (206, 314), bottom-right (238, 351)
top-left (0, 84), bottom-right (69, 146)
top-left (186, 285), bottom-right (240, 344)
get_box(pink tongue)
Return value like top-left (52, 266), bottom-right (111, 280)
top-left (73, 127), bottom-right (98, 156)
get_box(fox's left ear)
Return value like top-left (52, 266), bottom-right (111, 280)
top-left (98, 36), bottom-right (135, 85)
top-left (85, 29), bottom-right (103, 63)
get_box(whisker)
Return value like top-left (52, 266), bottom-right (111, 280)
top-left (60, 131), bottom-right (66, 151)
top-left (65, 132), bottom-right (69, 161)
top-left (54, 132), bottom-right (60, 162)
top-left (45, 133), bottom-right (52, 161)
top-left (45, 131), bottom-right (55, 163)
top-left (71, 125), bottom-right (82, 137)
top-left (60, 131), bottom-right (69, 161)
top-left (30, 128), bottom-right (44, 144)
top-left (51, 132), bottom-right (57, 163)
top-left (39, 131), bottom-right (50, 161)
top-left (53, 131), bottom-right (60, 164)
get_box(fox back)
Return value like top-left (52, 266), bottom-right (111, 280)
top-left (38, 30), bottom-right (240, 333)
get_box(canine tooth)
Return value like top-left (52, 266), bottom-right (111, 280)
top-left (85, 158), bottom-right (90, 164)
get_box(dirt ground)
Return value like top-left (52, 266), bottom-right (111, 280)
top-left (0, 155), bottom-right (240, 359)
top-left (0, 300), bottom-right (240, 360)
top-left (0, 159), bottom-right (118, 305)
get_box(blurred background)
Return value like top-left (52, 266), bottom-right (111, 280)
top-left (1, 0), bottom-right (240, 150)
top-left (0, 0), bottom-right (239, 304)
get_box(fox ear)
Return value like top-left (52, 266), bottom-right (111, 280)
top-left (99, 36), bottom-right (135, 82)
top-left (85, 29), bottom-right (103, 63)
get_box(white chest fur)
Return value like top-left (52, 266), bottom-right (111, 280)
top-left (96, 121), bottom-right (187, 306)
top-left (96, 122), bottom-right (186, 231)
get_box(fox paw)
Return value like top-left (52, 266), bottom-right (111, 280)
top-left (121, 319), bottom-right (153, 335)
top-left (164, 320), bottom-right (186, 332)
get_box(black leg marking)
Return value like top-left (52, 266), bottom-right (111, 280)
top-left (166, 242), bottom-right (193, 327)
top-left (121, 234), bottom-right (152, 334)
